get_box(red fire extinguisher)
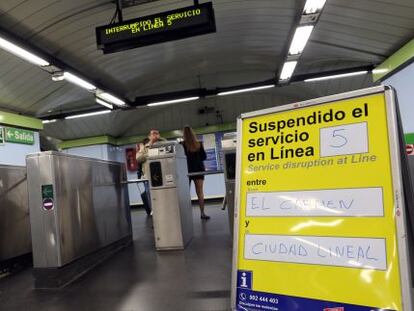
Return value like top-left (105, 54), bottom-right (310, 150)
top-left (125, 148), bottom-right (137, 171)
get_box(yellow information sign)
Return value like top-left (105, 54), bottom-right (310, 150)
top-left (232, 86), bottom-right (412, 311)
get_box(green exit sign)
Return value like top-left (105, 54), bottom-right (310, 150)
top-left (4, 127), bottom-right (35, 145)
top-left (42, 184), bottom-right (54, 200)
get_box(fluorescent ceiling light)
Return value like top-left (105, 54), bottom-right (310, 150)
top-left (63, 72), bottom-right (96, 91)
top-left (279, 61), bottom-right (298, 81)
top-left (303, 0), bottom-right (327, 14)
top-left (304, 71), bottom-right (368, 82)
top-left (288, 25), bottom-right (314, 55)
top-left (96, 92), bottom-right (126, 106)
top-left (96, 98), bottom-right (114, 109)
top-left (0, 36), bottom-right (50, 67)
top-left (372, 68), bottom-right (388, 75)
top-left (42, 119), bottom-right (57, 124)
top-left (65, 110), bottom-right (111, 120)
top-left (218, 85), bottom-right (274, 96)
top-left (51, 71), bottom-right (64, 81)
top-left (147, 96), bottom-right (200, 107)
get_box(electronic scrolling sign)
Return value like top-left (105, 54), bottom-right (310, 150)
top-left (96, 2), bottom-right (216, 54)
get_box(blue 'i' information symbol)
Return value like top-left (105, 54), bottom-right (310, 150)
top-left (237, 270), bottom-right (252, 289)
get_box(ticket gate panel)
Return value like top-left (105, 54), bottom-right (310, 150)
top-left (222, 133), bottom-right (237, 237)
top-left (152, 188), bottom-right (185, 249)
top-left (0, 165), bottom-right (31, 263)
top-left (175, 157), bottom-right (193, 246)
top-left (224, 152), bottom-right (236, 181)
top-left (148, 142), bottom-right (193, 250)
top-left (149, 158), bottom-right (179, 189)
top-left (26, 151), bottom-right (132, 268)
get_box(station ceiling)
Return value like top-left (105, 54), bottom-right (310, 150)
top-left (0, 0), bottom-right (413, 141)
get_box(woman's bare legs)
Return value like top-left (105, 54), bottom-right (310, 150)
top-left (194, 178), bottom-right (209, 219)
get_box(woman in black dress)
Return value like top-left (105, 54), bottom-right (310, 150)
top-left (183, 126), bottom-right (210, 220)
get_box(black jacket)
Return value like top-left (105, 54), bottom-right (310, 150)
top-left (183, 142), bottom-right (207, 173)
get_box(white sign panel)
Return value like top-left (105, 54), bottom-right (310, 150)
top-left (244, 234), bottom-right (387, 270)
top-left (320, 122), bottom-right (369, 157)
top-left (246, 187), bottom-right (384, 217)
top-left (202, 133), bottom-right (216, 149)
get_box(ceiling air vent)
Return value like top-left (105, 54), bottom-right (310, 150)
top-left (198, 106), bottom-right (215, 115)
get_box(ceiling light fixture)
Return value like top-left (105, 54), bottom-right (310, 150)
top-left (65, 110), bottom-right (111, 120)
top-left (372, 68), bottom-right (388, 75)
top-left (304, 70), bottom-right (369, 82)
top-left (147, 96), bottom-right (200, 107)
top-left (303, 0), bottom-right (327, 14)
top-left (279, 61), bottom-right (298, 81)
top-left (63, 72), bottom-right (96, 91)
top-left (288, 25), bottom-right (314, 55)
top-left (278, 0), bottom-right (326, 84)
top-left (218, 85), bottom-right (274, 96)
top-left (0, 36), bottom-right (50, 67)
top-left (96, 97), bottom-right (114, 109)
top-left (51, 71), bottom-right (64, 81)
top-left (42, 119), bottom-right (57, 124)
top-left (96, 91), bottom-right (126, 106)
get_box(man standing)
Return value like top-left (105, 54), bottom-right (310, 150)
top-left (136, 129), bottom-right (165, 178)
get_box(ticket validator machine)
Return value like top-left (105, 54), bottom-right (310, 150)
top-left (147, 142), bottom-right (193, 250)
top-left (221, 133), bottom-right (237, 236)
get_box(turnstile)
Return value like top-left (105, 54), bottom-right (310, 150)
top-left (406, 156), bottom-right (414, 279)
top-left (221, 133), bottom-right (237, 236)
top-left (26, 151), bottom-right (132, 288)
top-left (148, 142), bottom-right (193, 250)
top-left (0, 165), bottom-right (31, 268)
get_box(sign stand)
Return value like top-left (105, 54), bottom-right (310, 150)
top-left (231, 86), bottom-right (413, 311)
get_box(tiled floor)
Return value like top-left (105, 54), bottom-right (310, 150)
top-left (0, 203), bottom-right (233, 311)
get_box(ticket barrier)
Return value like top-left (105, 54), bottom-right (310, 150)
top-left (26, 152), bottom-right (132, 288)
top-left (147, 142), bottom-right (193, 250)
top-left (405, 156), bottom-right (414, 274)
top-left (0, 165), bottom-right (32, 273)
top-left (221, 133), bottom-right (237, 236)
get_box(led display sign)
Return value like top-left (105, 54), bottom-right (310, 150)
top-left (96, 2), bottom-right (216, 54)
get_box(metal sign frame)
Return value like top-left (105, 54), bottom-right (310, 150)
top-left (230, 85), bottom-right (413, 310)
